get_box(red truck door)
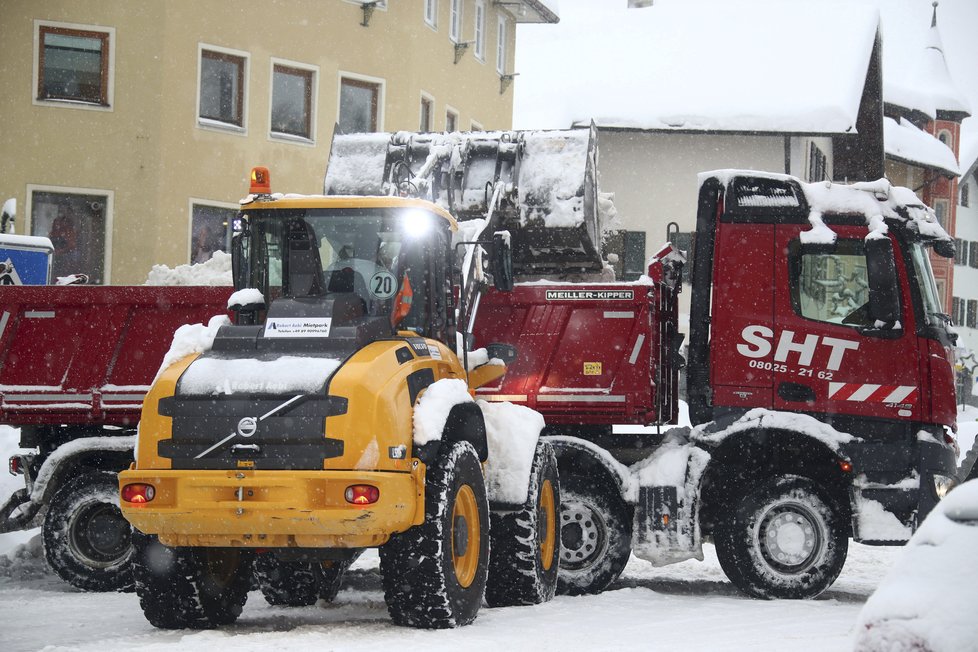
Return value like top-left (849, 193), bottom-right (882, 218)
top-left (768, 224), bottom-right (922, 420)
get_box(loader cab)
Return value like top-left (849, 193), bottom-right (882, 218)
top-left (232, 196), bottom-right (457, 347)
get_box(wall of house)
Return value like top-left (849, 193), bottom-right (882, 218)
top-left (953, 169), bottom-right (978, 402)
top-left (1, 0), bottom-right (521, 284)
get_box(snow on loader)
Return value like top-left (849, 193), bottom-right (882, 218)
top-left (119, 167), bottom-right (561, 629)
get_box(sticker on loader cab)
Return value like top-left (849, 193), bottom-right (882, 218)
top-left (264, 317), bottom-right (332, 338)
top-left (584, 362), bottom-right (602, 375)
top-left (369, 270), bottom-right (398, 299)
top-left (407, 338), bottom-right (430, 357)
top-left (546, 290), bottom-right (634, 301)
top-left (735, 324), bottom-right (859, 378)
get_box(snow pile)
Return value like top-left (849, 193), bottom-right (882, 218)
top-left (518, 129), bottom-right (589, 228)
top-left (144, 251), bottom-right (233, 286)
top-left (322, 133), bottom-right (390, 195)
top-left (155, 314), bottom-right (229, 380)
top-left (479, 400), bottom-right (544, 504)
top-left (179, 355), bottom-right (341, 395)
top-left (855, 479), bottom-right (978, 652)
top-left (227, 288), bottom-right (264, 309)
top-left (884, 117), bottom-right (960, 176)
top-left (0, 533), bottom-right (48, 582)
top-left (413, 379), bottom-right (473, 445)
top-left (691, 408), bottom-right (857, 452)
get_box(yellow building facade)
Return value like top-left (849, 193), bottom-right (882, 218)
top-left (0, 0), bottom-right (556, 283)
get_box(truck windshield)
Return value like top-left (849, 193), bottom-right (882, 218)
top-left (908, 241), bottom-right (946, 328)
top-left (242, 207), bottom-right (447, 332)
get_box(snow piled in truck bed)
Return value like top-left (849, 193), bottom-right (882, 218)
top-left (144, 251), bottom-right (233, 286)
top-left (155, 315), bottom-right (229, 379)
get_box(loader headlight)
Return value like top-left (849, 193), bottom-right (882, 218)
top-left (403, 210), bottom-right (433, 237)
top-left (933, 474), bottom-right (956, 500)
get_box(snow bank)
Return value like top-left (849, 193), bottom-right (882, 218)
top-left (479, 400), bottom-right (544, 504)
top-left (855, 479), bottom-right (978, 652)
top-left (413, 379), bottom-right (473, 445)
top-left (155, 314), bottom-right (229, 380)
top-left (144, 251), bottom-right (233, 286)
top-left (179, 356), bottom-right (341, 395)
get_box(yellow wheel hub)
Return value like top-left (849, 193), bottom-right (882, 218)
top-left (539, 479), bottom-right (557, 571)
top-left (451, 484), bottom-right (480, 588)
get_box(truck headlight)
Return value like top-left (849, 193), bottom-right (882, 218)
top-left (933, 474), bottom-right (956, 499)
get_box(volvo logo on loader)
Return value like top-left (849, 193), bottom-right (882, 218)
top-left (237, 417), bottom-right (258, 438)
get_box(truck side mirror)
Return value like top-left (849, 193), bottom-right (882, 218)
top-left (932, 239), bottom-right (955, 259)
top-left (231, 230), bottom-right (250, 290)
top-left (865, 237), bottom-right (901, 325)
top-left (491, 232), bottom-right (514, 292)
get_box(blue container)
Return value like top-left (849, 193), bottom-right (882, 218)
top-left (0, 234), bottom-right (54, 285)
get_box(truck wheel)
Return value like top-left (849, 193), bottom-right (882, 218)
top-left (43, 470), bottom-right (134, 592)
top-left (254, 556), bottom-right (320, 606)
top-left (958, 437), bottom-right (978, 483)
top-left (556, 474), bottom-right (632, 596)
top-left (714, 474), bottom-right (848, 599)
top-left (132, 531), bottom-right (253, 629)
top-left (486, 440), bottom-right (560, 607)
top-left (380, 440), bottom-right (489, 628)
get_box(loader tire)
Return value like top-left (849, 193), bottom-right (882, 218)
top-left (380, 440), bottom-right (489, 628)
top-left (958, 437), bottom-right (978, 483)
top-left (254, 555), bottom-right (320, 607)
top-left (714, 474), bottom-right (847, 599)
top-left (318, 558), bottom-right (353, 602)
top-left (556, 472), bottom-right (632, 596)
top-left (132, 531), bottom-right (252, 629)
top-left (43, 470), bottom-right (134, 592)
top-left (486, 440), bottom-right (560, 607)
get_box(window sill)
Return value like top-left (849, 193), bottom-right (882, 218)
top-left (33, 97), bottom-right (112, 112)
top-left (197, 117), bottom-right (247, 136)
top-left (269, 131), bottom-right (315, 147)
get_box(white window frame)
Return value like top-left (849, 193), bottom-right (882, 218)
top-left (337, 71), bottom-right (386, 133)
top-left (26, 183), bottom-right (114, 283)
top-left (474, 1), bottom-right (486, 61)
top-left (196, 43), bottom-right (250, 135)
top-left (446, 105), bottom-right (460, 132)
top-left (188, 198), bottom-right (239, 263)
top-left (268, 57), bottom-right (319, 146)
top-left (419, 91), bottom-right (435, 132)
top-left (450, 0), bottom-right (463, 43)
top-left (33, 19), bottom-right (116, 112)
top-left (425, 0), bottom-right (439, 29)
top-left (496, 15), bottom-right (507, 74)
top-left (471, 120), bottom-right (484, 132)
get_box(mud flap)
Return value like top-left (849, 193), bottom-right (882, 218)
top-left (633, 485), bottom-right (702, 566)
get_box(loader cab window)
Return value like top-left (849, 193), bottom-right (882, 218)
top-left (790, 239), bottom-right (874, 326)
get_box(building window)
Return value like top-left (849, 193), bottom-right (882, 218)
top-left (496, 15), bottom-right (508, 74)
top-left (952, 297), bottom-right (961, 326)
top-left (968, 299), bottom-right (978, 329)
top-left (339, 76), bottom-right (381, 133)
top-left (35, 22), bottom-right (113, 107)
top-left (623, 231), bottom-right (646, 282)
top-left (938, 129), bottom-right (953, 150)
top-left (198, 46), bottom-right (247, 129)
top-left (190, 202), bottom-right (236, 264)
top-left (808, 142), bottom-right (827, 182)
top-left (450, 0), bottom-right (463, 42)
top-left (271, 61), bottom-right (315, 141)
top-left (970, 242), bottom-right (978, 269)
top-left (30, 188), bottom-right (109, 284)
top-left (425, 0), bottom-right (438, 28)
top-left (961, 181), bottom-right (970, 208)
top-left (956, 239), bottom-right (968, 266)
top-left (934, 199), bottom-right (949, 230)
top-left (446, 107), bottom-right (459, 132)
top-left (420, 94), bottom-right (433, 131)
top-left (669, 231), bottom-right (696, 283)
top-left (474, 1), bottom-right (486, 61)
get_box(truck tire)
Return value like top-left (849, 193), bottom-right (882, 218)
top-left (486, 440), bottom-right (560, 607)
top-left (254, 556), bottom-right (320, 606)
top-left (714, 474), bottom-right (848, 599)
top-left (380, 440), bottom-right (489, 628)
top-left (132, 531), bottom-right (253, 629)
top-left (958, 437), bottom-right (978, 483)
top-left (43, 470), bottom-right (134, 592)
top-left (556, 473), bottom-right (632, 596)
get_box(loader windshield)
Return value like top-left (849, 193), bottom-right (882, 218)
top-left (240, 206), bottom-right (450, 336)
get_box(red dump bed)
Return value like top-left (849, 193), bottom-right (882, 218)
top-left (472, 274), bottom-right (681, 427)
top-left (0, 286), bottom-right (230, 428)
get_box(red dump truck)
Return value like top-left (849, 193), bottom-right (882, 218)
top-left (1, 128), bottom-right (962, 606)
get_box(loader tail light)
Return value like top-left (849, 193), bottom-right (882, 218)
top-left (345, 485), bottom-right (379, 505)
top-left (122, 483), bottom-right (156, 504)
top-left (250, 166), bottom-right (271, 194)
top-left (839, 460), bottom-right (853, 473)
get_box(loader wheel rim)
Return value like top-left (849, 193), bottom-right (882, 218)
top-left (451, 484), bottom-right (480, 588)
top-left (539, 479), bottom-right (557, 571)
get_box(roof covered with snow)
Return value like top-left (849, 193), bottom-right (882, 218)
top-left (514, 0), bottom-right (881, 134)
top-left (884, 117), bottom-right (960, 177)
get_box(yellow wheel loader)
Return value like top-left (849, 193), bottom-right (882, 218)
top-left (119, 171), bottom-right (560, 629)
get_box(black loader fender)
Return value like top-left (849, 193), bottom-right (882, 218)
top-left (415, 402), bottom-right (489, 466)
